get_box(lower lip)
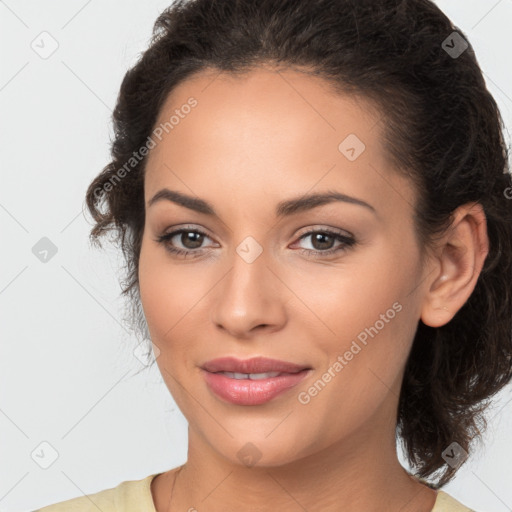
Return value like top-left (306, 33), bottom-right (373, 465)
top-left (202, 369), bottom-right (311, 405)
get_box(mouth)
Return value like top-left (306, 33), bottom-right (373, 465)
top-left (211, 371), bottom-right (298, 380)
top-left (201, 356), bottom-right (312, 405)
top-left (201, 356), bottom-right (311, 374)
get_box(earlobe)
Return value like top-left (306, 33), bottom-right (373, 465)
top-left (420, 202), bottom-right (489, 328)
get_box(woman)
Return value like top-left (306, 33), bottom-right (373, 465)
top-left (35, 0), bottom-right (512, 510)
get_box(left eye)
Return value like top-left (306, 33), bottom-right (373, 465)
top-left (155, 227), bottom-right (356, 259)
top-left (296, 230), bottom-right (352, 252)
top-left (155, 227), bottom-right (216, 257)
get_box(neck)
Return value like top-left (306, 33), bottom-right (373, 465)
top-left (160, 410), bottom-right (437, 512)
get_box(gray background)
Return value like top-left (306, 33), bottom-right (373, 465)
top-left (1, 1), bottom-right (511, 511)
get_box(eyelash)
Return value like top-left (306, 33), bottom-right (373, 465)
top-left (154, 225), bottom-right (356, 259)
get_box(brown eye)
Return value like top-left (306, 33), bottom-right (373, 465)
top-left (309, 232), bottom-right (336, 250)
top-left (155, 227), bottom-right (214, 258)
top-left (177, 231), bottom-right (205, 249)
top-left (294, 229), bottom-right (356, 258)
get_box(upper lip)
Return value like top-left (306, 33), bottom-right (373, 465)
top-left (202, 356), bottom-right (310, 374)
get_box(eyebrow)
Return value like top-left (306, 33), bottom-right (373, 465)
top-left (147, 188), bottom-right (376, 217)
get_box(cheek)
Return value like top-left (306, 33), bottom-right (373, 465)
top-left (286, 240), bottom-right (421, 400)
top-left (138, 241), bottom-right (204, 404)
top-left (283, 239), bottom-right (418, 346)
top-left (139, 239), bottom-right (183, 341)
top-left (290, 269), bottom-right (418, 450)
top-left (138, 241), bottom-right (166, 331)
top-left (138, 238), bottom-right (213, 350)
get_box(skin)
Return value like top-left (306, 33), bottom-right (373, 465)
top-left (138, 65), bottom-right (489, 511)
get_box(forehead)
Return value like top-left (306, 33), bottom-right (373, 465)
top-left (143, 66), bottom-right (416, 220)
top-left (152, 65), bottom-right (383, 145)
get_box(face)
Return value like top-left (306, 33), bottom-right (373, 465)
top-left (138, 66), bottom-right (429, 467)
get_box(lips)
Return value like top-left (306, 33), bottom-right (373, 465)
top-left (201, 356), bottom-right (310, 375)
top-left (201, 356), bottom-right (313, 405)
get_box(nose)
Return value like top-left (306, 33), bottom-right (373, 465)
top-left (210, 244), bottom-right (288, 339)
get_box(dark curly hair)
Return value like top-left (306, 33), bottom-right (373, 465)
top-left (84, 0), bottom-right (512, 489)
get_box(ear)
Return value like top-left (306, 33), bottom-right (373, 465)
top-left (420, 202), bottom-right (489, 328)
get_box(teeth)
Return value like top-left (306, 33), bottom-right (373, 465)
top-left (219, 371), bottom-right (282, 380)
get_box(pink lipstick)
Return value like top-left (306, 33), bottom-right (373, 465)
top-left (201, 356), bottom-right (312, 405)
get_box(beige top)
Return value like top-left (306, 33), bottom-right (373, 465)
top-left (33, 473), bottom-right (477, 511)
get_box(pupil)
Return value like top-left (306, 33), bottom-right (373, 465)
top-left (182, 232), bottom-right (203, 249)
top-left (313, 233), bottom-right (333, 250)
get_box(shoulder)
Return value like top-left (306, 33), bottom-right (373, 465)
top-left (33, 473), bottom-right (160, 512)
top-left (433, 490), bottom-right (480, 512)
